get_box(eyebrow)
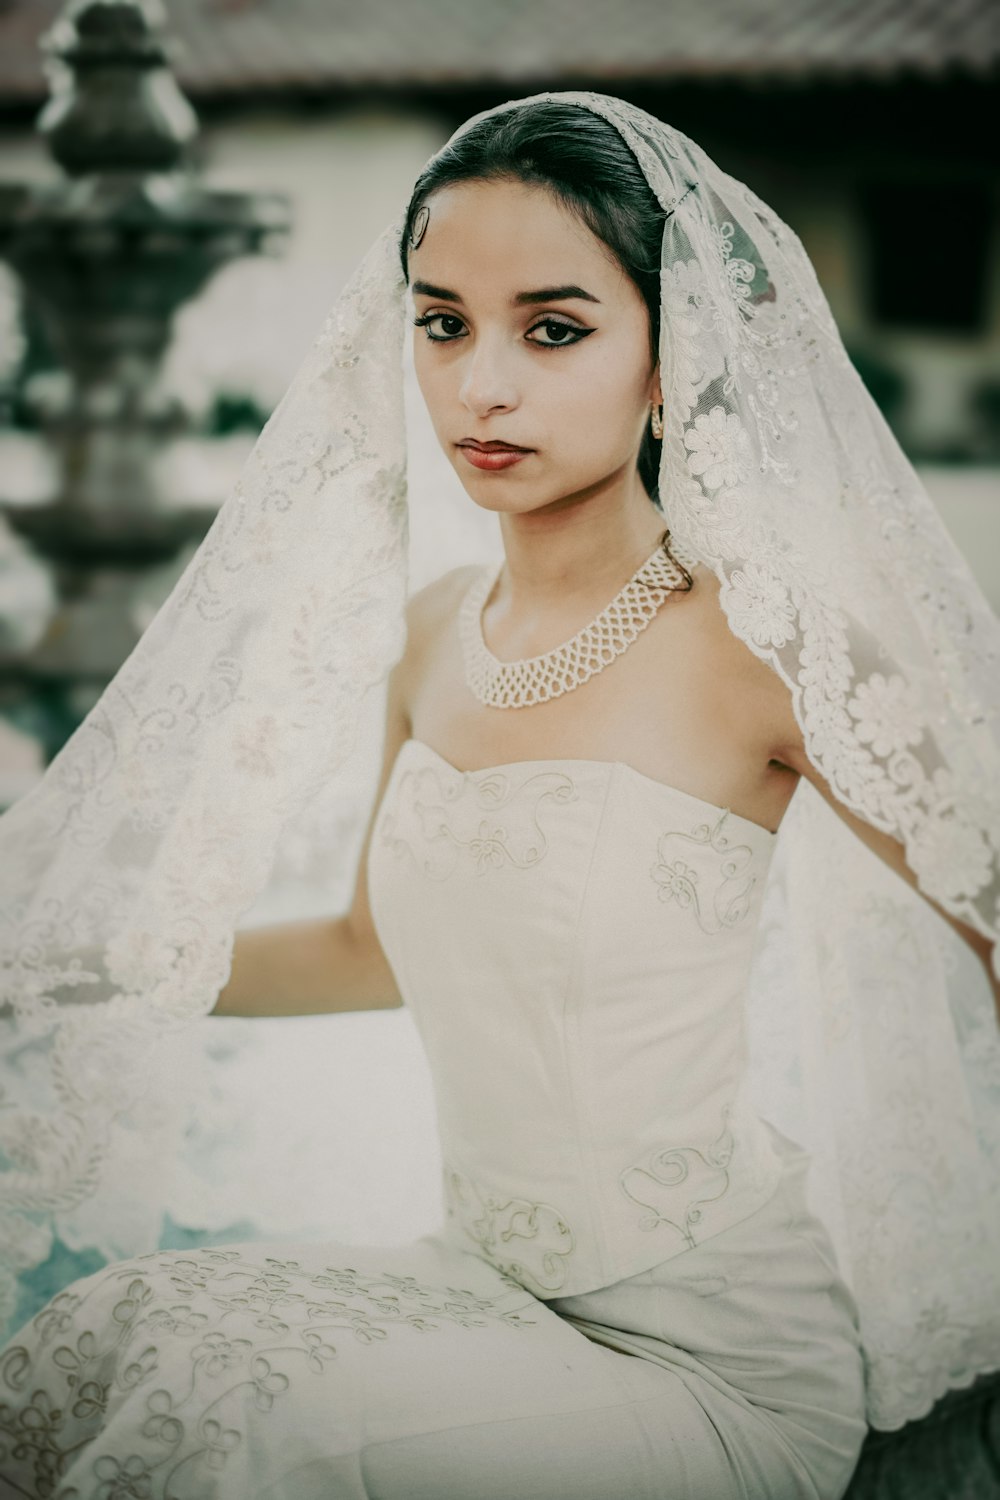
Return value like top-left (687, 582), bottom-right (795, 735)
top-left (411, 280), bottom-right (600, 307)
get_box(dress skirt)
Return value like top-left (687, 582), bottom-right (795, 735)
top-left (0, 1130), bottom-right (867, 1500)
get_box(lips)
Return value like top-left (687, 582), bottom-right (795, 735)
top-left (457, 441), bottom-right (531, 472)
top-left (458, 439), bottom-right (532, 453)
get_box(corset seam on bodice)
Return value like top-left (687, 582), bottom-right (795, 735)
top-left (369, 737), bottom-right (786, 1299)
top-left (539, 762), bottom-right (617, 1277)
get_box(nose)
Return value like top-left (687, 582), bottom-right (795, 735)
top-left (457, 332), bottom-right (519, 419)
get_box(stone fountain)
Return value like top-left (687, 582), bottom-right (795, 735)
top-left (0, 0), bottom-right (289, 759)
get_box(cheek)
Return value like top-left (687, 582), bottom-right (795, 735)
top-left (412, 329), bottom-right (651, 455)
top-left (412, 342), bottom-right (451, 432)
top-left (554, 341), bottom-right (651, 453)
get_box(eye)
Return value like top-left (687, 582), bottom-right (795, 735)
top-left (412, 312), bottom-right (467, 342)
top-left (412, 312), bottom-right (594, 349)
top-left (526, 318), bottom-right (593, 348)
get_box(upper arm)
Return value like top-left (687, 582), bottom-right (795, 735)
top-left (698, 576), bottom-right (994, 987)
top-left (343, 565), bottom-right (477, 949)
top-left (343, 646), bottom-right (412, 951)
top-left (700, 570), bottom-right (919, 883)
top-left (767, 655), bottom-right (994, 965)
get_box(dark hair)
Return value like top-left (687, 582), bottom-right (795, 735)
top-left (400, 102), bottom-right (666, 506)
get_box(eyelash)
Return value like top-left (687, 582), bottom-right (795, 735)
top-left (412, 312), bottom-right (593, 349)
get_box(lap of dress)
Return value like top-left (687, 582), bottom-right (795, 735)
top-left (0, 1143), bottom-right (867, 1500)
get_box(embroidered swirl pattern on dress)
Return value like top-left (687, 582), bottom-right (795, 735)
top-left (444, 1167), bottom-right (577, 1296)
top-left (0, 1247), bottom-right (536, 1497)
top-left (650, 814), bottom-right (759, 933)
top-left (379, 759), bottom-right (579, 881)
top-left (619, 1105), bottom-right (736, 1249)
top-left (1, 89), bottom-right (997, 1436)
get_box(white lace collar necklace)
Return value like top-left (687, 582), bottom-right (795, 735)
top-left (459, 533), bottom-right (691, 709)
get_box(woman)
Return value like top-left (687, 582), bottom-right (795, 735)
top-left (1, 94), bottom-right (998, 1500)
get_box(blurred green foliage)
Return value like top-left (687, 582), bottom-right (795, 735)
top-left (205, 391), bottom-right (269, 436)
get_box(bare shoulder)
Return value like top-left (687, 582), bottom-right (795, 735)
top-left (406, 564), bottom-right (479, 638)
top-left (687, 564), bottom-right (802, 760)
top-left (378, 564), bottom-right (480, 755)
top-left (389, 564), bottom-right (480, 708)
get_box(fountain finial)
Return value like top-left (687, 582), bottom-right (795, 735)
top-left (40, 0), bottom-right (198, 175)
top-left (0, 0), bottom-right (289, 751)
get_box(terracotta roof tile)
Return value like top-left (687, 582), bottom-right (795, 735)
top-left (0, 0), bottom-right (996, 104)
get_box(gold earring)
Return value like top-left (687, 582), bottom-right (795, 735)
top-left (650, 403), bottom-right (664, 440)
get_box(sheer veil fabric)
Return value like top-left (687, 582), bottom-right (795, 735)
top-left (1, 91), bottom-right (998, 1431)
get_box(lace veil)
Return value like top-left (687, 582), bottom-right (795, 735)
top-left (1, 91), bottom-right (998, 1431)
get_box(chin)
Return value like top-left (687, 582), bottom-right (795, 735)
top-left (452, 451), bottom-right (620, 519)
top-left (452, 467), bottom-right (539, 513)
top-left (462, 491), bottom-right (537, 517)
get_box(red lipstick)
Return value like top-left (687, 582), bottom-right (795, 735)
top-left (457, 439), bottom-right (532, 472)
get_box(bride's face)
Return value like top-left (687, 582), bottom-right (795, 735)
top-left (408, 177), bottom-right (661, 516)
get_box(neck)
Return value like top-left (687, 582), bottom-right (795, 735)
top-left (495, 482), bottom-right (665, 614)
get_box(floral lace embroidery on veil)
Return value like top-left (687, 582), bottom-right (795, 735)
top-left (0, 90), bottom-right (997, 1434)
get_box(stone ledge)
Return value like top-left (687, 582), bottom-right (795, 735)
top-left (845, 1371), bottom-right (1000, 1499)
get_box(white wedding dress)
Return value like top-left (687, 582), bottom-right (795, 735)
top-left (0, 738), bottom-right (869, 1500)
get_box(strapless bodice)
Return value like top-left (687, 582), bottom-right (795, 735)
top-left (367, 737), bottom-right (785, 1298)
